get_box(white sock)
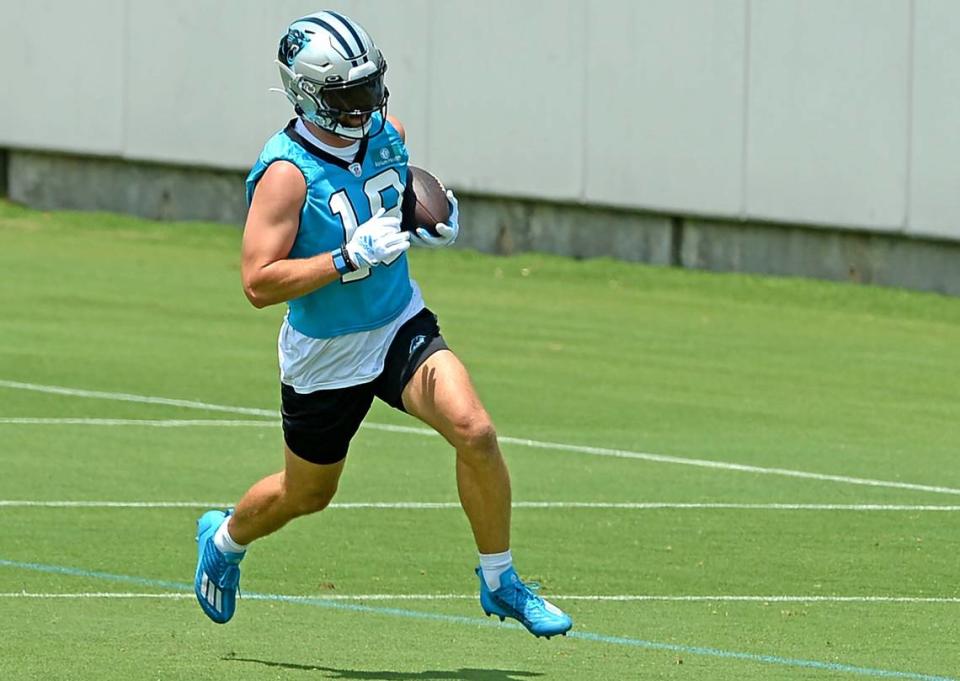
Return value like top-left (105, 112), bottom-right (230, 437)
top-left (213, 518), bottom-right (248, 555)
top-left (479, 549), bottom-right (513, 590)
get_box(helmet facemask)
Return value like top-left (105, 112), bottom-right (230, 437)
top-left (303, 65), bottom-right (389, 140)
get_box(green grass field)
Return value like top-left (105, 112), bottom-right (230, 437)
top-left (1, 199), bottom-right (959, 680)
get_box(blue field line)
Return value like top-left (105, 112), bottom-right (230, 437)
top-left (0, 558), bottom-right (954, 681)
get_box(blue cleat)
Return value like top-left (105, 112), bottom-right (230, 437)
top-left (194, 509), bottom-right (244, 624)
top-left (477, 566), bottom-right (573, 638)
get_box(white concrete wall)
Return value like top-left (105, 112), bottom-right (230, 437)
top-left (910, 0), bottom-right (960, 240)
top-left (0, 0), bottom-right (126, 155)
top-left (585, 0), bottom-right (748, 217)
top-left (0, 0), bottom-right (957, 240)
top-left (746, 0), bottom-right (911, 232)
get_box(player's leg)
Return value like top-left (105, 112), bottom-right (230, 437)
top-left (375, 308), bottom-right (571, 638)
top-left (194, 450), bottom-right (345, 624)
top-left (400, 349), bottom-right (571, 637)
top-left (401, 349), bottom-right (511, 554)
top-left (226, 446), bottom-right (346, 545)
top-left (194, 381), bottom-right (373, 624)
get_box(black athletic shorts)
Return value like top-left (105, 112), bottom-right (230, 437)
top-left (280, 307), bottom-right (449, 465)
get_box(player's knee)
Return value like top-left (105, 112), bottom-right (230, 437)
top-left (287, 484), bottom-right (338, 516)
top-left (451, 412), bottom-right (498, 455)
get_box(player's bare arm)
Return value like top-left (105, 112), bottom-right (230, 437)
top-left (241, 161), bottom-right (340, 308)
top-left (386, 114), bottom-right (405, 142)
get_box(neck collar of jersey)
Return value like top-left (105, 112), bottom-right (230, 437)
top-left (283, 119), bottom-right (369, 171)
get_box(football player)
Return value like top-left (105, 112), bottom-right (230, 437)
top-left (192, 10), bottom-right (572, 639)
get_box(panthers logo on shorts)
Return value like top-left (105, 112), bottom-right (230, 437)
top-left (409, 334), bottom-right (427, 357)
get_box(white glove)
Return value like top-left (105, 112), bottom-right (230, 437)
top-left (412, 190), bottom-right (459, 248)
top-left (345, 208), bottom-right (411, 269)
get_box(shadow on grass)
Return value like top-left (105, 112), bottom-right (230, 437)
top-left (224, 656), bottom-right (543, 680)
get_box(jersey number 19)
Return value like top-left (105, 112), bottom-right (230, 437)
top-left (329, 168), bottom-right (405, 283)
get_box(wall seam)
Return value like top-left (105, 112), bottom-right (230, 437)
top-left (903, 0), bottom-right (916, 234)
top-left (424, 0), bottom-right (434, 169)
top-left (579, 0), bottom-right (589, 204)
top-left (739, 0), bottom-right (752, 222)
top-left (120, 0), bottom-right (129, 160)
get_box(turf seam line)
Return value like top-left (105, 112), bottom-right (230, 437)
top-left (0, 559), bottom-right (953, 681)
top-left (4, 499), bottom-right (960, 511)
top-left (2, 379), bottom-right (959, 497)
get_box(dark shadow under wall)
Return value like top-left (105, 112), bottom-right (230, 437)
top-left (0, 149), bottom-right (8, 198)
top-left (6, 148), bottom-right (960, 297)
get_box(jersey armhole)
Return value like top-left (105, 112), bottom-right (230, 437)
top-left (248, 159), bottom-right (309, 209)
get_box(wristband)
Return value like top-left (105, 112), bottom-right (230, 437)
top-left (331, 245), bottom-right (357, 275)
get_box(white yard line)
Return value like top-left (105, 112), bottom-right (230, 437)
top-left (2, 379), bottom-right (959, 496)
top-left (0, 380), bottom-right (274, 417)
top-left (1, 500), bottom-right (959, 511)
top-left (0, 418), bottom-right (275, 427)
top-left (488, 434), bottom-right (960, 496)
top-left (1, 591), bottom-right (958, 604)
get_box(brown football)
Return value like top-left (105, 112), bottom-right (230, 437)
top-left (401, 165), bottom-right (450, 237)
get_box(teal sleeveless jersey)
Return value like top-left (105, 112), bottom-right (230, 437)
top-left (245, 115), bottom-right (413, 339)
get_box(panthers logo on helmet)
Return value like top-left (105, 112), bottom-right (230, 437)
top-left (278, 29), bottom-right (308, 66)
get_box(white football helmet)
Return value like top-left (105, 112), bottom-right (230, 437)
top-left (276, 11), bottom-right (388, 139)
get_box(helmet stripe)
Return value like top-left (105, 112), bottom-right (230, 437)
top-left (296, 17), bottom-right (359, 64)
top-left (324, 11), bottom-right (368, 63)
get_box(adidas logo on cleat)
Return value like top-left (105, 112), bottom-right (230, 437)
top-left (199, 572), bottom-right (223, 613)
